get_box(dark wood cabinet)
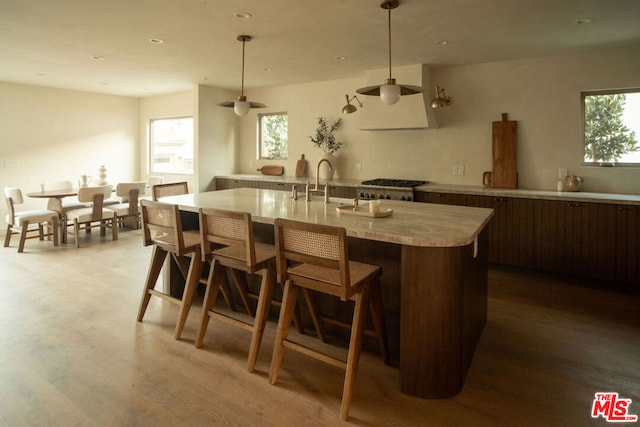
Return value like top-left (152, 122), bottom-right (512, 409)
top-left (214, 177), bottom-right (356, 201)
top-left (417, 189), bottom-right (638, 286)
top-left (616, 204), bottom-right (639, 284)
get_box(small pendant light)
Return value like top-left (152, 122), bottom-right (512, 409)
top-left (356, 0), bottom-right (422, 105)
top-left (218, 35), bottom-right (266, 116)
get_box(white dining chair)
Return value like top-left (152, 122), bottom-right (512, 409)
top-left (65, 185), bottom-right (118, 248)
top-left (4, 187), bottom-right (59, 252)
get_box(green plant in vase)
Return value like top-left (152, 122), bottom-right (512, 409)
top-left (310, 117), bottom-right (342, 154)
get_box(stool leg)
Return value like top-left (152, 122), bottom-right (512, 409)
top-left (137, 246), bottom-right (168, 321)
top-left (340, 285), bottom-right (371, 421)
top-left (302, 288), bottom-right (327, 342)
top-left (195, 259), bottom-right (226, 348)
top-left (229, 268), bottom-right (255, 316)
top-left (369, 281), bottom-right (390, 365)
top-left (247, 264), bottom-right (276, 372)
top-left (175, 248), bottom-right (203, 340)
top-left (269, 280), bottom-right (299, 385)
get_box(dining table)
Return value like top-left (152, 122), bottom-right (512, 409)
top-left (160, 187), bottom-right (494, 399)
top-left (27, 189), bottom-right (80, 243)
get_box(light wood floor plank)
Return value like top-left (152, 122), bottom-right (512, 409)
top-left (0, 229), bottom-right (638, 426)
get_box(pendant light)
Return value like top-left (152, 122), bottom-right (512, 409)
top-left (218, 35), bottom-right (266, 116)
top-left (356, 0), bottom-right (422, 105)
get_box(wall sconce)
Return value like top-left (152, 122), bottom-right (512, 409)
top-left (342, 95), bottom-right (363, 114)
top-left (430, 86), bottom-right (452, 108)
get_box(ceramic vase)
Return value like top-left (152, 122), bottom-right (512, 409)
top-left (318, 153), bottom-right (335, 181)
top-left (97, 165), bottom-right (108, 185)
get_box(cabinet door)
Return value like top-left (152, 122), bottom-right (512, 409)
top-left (616, 205), bottom-right (639, 285)
top-left (421, 192), bottom-right (469, 206)
top-left (329, 185), bottom-right (357, 199)
top-left (535, 200), bottom-right (616, 280)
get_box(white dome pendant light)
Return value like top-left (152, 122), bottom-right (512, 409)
top-left (218, 35), bottom-right (266, 116)
top-left (356, 0), bottom-right (422, 105)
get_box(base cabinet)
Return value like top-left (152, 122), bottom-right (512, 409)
top-left (417, 190), bottom-right (638, 286)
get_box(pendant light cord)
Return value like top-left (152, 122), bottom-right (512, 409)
top-left (387, 5), bottom-right (392, 80)
top-left (240, 39), bottom-right (246, 97)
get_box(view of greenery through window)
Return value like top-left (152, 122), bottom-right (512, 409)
top-left (150, 117), bottom-right (194, 174)
top-left (583, 90), bottom-right (640, 165)
top-left (259, 113), bottom-right (288, 159)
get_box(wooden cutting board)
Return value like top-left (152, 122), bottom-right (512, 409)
top-left (295, 154), bottom-right (307, 178)
top-left (257, 165), bottom-right (284, 176)
top-left (491, 113), bottom-right (518, 188)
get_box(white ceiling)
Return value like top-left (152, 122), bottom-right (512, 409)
top-left (1, 0), bottom-right (640, 98)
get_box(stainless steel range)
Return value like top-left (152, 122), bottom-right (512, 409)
top-left (357, 178), bottom-right (427, 201)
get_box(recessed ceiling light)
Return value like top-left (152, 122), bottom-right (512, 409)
top-left (335, 56), bottom-right (347, 61)
top-left (203, 77), bottom-right (213, 81)
top-left (436, 40), bottom-right (450, 45)
top-left (92, 55), bottom-right (105, 60)
top-left (263, 68), bottom-right (272, 72)
top-left (234, 11), bottom-right (252, 18)
top-left (101, 82), bottom-right (110, 85)
top-left (575, 18), bottom-right (595, 24)
top-left (148, 38), bottom-right (164, 44)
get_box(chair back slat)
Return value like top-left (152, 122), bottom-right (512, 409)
top-left (275, 219), bottom-right (350, 295)
top-left (199, 208), bottom-right (255, 266)
top-left (77, 185), bottom-right (112, 203)
top-left (141, 200), bottom-right (186, 254)
top-left (152, 182), bottom-right (188, 201)
top-left (4, 187), bottom-right (23, 205)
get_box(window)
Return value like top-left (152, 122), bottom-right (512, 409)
top-left (259, 112), bottom-right (288, 159)
top-left (149, 117), bottom-right (194, 174)
top-left (582, 89), bottom-right (640, 165)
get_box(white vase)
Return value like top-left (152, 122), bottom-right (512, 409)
top-left (97, 165), bottom-right (108, 185)
top-left (318, 153), bottom-right (335, 181)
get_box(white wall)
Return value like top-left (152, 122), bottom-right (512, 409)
top-left (195, 85), bottom-right (238, 192)
top-left (239, 45), bottom-right (640, 195)
top-left (0, 82), bottom-right (139, 218)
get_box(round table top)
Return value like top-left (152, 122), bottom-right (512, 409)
top-left (27, 189), bottom-right (78, 198)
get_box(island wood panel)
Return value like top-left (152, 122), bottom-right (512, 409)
top-left (400, 229), bottom-right (488, 398)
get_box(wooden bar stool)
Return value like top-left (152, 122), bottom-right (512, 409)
top-left (137, 200), bottom-right (203, 340)
top-left (194, 208), bottom-right (279, 372)
top-left (269, 218), bottom-right (389, 421)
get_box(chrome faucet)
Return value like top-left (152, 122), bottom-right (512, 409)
top-left (306, 158), bottom-right (332, 203)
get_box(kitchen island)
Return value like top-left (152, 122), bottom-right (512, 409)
top-left (161, 188), bottom-right (494, 398)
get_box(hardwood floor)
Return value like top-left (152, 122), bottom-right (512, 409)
top-left (1, 229), bottom-right (638, 426)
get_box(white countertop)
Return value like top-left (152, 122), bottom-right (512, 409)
top-left (161, 188), bottom-right (494, 248)
top-left (416, 183), bottom-right (640, 205)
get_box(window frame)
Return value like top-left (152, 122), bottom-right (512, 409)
top-left (258, 112), bottom-right (288, 160)
top-left (581, 88), bottom-right (640, 167)
top-left (149, 116), bottom-right (194, 175)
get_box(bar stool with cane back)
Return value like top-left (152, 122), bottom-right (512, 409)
top-left (137, 199), bottom-right (203, 340)
top-left (269, 218), bottom-right (390, 421)
top-left (195, 208), bottom-right (306, 372)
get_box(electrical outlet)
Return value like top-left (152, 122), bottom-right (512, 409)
top-left (355, 162), bottom-right (362, 172)
top-left (3, 160), bottom-right (18, 169)
top-left (453, 165), bottom-right (465, 176)
top-left (558, 168), bottom-right (568, 179)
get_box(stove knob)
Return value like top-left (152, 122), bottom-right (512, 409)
top-left (386, 194), bottom-right (391, 199)
top-left (407, 195), bottom-right (412, 201)
top-left (378, 193), bottom-right (384, 199)
top-left (400, 195), bottom-right (406, 201)
top-left (359, 192), bottom-right (365, 199)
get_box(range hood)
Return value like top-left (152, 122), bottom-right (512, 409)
top-left (357, 64), bottom-right (437, 131)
